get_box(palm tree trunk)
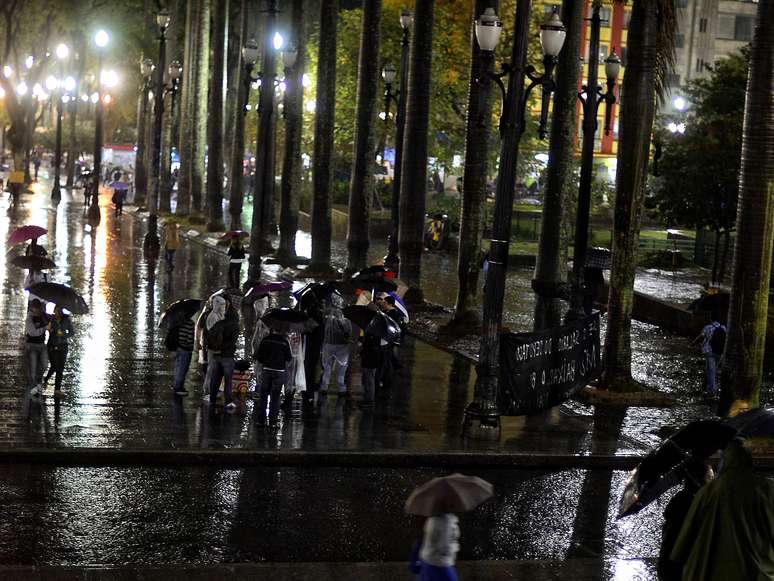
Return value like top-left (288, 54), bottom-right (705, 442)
top-left (451, 0), bottom-right (498, 327)
top-left (719, 0), bottom-right (774, 412)
top-left (278, 0), bottom-right (306, 263)
top-left (309, 0), bottom-right (338, 272)
top-left (176, 0), bottom-right (196, 216)
top-left (191, 0), bottom-right (210, 216)
top-left (532, 0), bottom-right (582, 330)
top-left (228, 0), bottom-right (248, 230)
top-left (397, 0), bottom-right (434, 295)
top-left (206, 0), bottom-right (227, 231)
top-left (602, 0), bottom-right (659, 390)
top-left (224, 0), bottom-right (241, 186)
top-left (66, 34), bottom-right (85, 189)
top-left (159, 2), bottom-right (179, 214)
top-left (346, 0), bottom-right (383, 272)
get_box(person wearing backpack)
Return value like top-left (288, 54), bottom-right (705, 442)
top-left (203, 295), bottom-right (240, 412)
top-left (319, 294), bottom-right (354, 397)
top-left (691, 310), bottom-right (726, 399)
top-left (255, 327), bottom-right (293, 428)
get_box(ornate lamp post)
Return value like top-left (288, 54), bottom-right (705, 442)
top-left (565, 4), bottom-right (620, 321)
top-left (379, 63), bottom-right (397, 164)
top-left (144, 8), bottom-right (171, 256)
top-left (89, 29), bottom-right (110, 222)
top-left (383, 8), bottom-right (412, 271)
top-left (462, 4), bottom-right (566, 438)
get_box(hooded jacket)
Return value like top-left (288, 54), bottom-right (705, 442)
top-left (671, 440), bottom-right (774, 581)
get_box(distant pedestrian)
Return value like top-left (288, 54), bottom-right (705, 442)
top-left (33, 156), bottom-right (41, 180)
top-left (671, 439), bottom-right (774, 580)
top-left (691, 311), bottom-right (726, 398)
top-left (25, 237), bottom-right (47, 257)
top-left (255, 327), bottom-right (292, 428)
top-left (319, 294), bottom-right (354, 397)
top-left (169, 314), bottom-right (196, 396)
top-left (163, 221), bottom-right (181, 271)
top-left (111, 186), bottom-right (126, 217)
top-left (203, 295), bottom-right (240, 412)
top-left (25, 299), bottom-right (49, 397)
top-left (227, 238), bottom-right (246, 289)
top-left (409, 513), bottom-right (460, 581)
top-left (43, 305), bottom-right (73, 397)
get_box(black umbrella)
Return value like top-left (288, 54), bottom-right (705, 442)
top-left (618, 419), bottom-right (736, 518)
top-left (725, 407), bottom-right (774, 438)
top-left (352, 265), bottom-right (396, 279)
top-left (295, 282), bottom-right (339, 311)
top-left (28, 282), bottom-right (89, 314)
top-left (349, 276), bottom-right (398, 293)
top-left (262, 307), bottom-right (318, 333)
top-left (11, 255), bottom-right (57, 270)
top-left (365, 310), bottom-right (402, 343)
top-left (159, 298), bottom-right (203, 329)
top-left (343, 305), bottom-right (377, 330)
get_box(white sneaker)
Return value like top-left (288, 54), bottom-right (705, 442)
top-left (30, 385), bottom-right (41, 397)
top-left (224, 402), bottom-right (236, 412)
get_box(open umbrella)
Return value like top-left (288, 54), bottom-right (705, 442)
top-left (11, 255), bottom-right (56, 271)
top-left (159, 298), bottom-right (203, 329)
top-left (349, 276), bottom-right (398, 293)
top-left (244, 281), bottom-right (293, 301)
top-left (220, 230), bottom-right (249, 240)
top-left (725, 407), bottom-right (774, 438)
top-left (110, 181), bottom-right (129, 190)
top-left (618, 419), bottom-right (736, 518)
top-left (262, 307), bottom-right (318, 333)
top-left (295, 281), bottom-right (339, 311)
top-left (352, 265), bottom-right (396, 279)
top-left (387, 291), bottom-right (409, 322)
top-left (343, 305), bottom-right (377, 330)
top-left (366, 310), bottom-right (402, 343)
top-left (8, 225), bottom-right (47, 245)
top-left (28, 282), bottom-right (88, 314)
top-left (405, 473), bottom-right (493, 516)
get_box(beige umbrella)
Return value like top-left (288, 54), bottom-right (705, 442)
top-left (405, 473), bottom-right (494, 516)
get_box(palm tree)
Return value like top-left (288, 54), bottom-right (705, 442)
top-left (719, 0), bottom-right (774, 412)
top-left (228, 0), bottom-right (248, 230)
top-left (601, 0), bottom-right (676, 390)
top-left (346, 0), bottom-right (383, 272)
top-left (532, 0), bottom-right (582, 330)
top-left (397, 0), bottom-right (435, 296)
top-left (176, 0), bottom-right (196, 217)
top-left (278, 0), bottom-right (306, 264)
top-left (449, 0), bottom-right (498, 329)
top-left (309, 0), bottom-right (338, 274)
top-left (159, 1), bottom-right (179, 214)
top-left (191, 0), bottom-right (210, 216)
top-left (206, 0), bottom-right (227, 231)
top-left (65, 32), bottom-right (85, 189)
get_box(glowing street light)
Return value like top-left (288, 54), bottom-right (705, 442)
top-left (673, 96), bottom-right (687, 111)
top-left (100, 69), bottom-right (119, 88)
top-left (63, 76), bottom-right (76, 92)
top-left (90, 91), bottom-right (99, 103)
top-left (45, 75), bottom-right (59, 91)
top-left (24, 55), bottom-right (33, 69)
top-left (55, 43), bottom-right (70, 60)
top-left (0, 86), bottom-right (4, 98)
top-left (3, 65), bottom-right (12, 78)
top-left (16, 81), bottom-right (28, 96)
top-left (305, 99), bottom-right (316, 113)
top-left (94, 30), bottom-right (110, 48)
top-left (273, 32), bottom-right (284, 50)
top-left (102, 94), bottom-right (112, 105)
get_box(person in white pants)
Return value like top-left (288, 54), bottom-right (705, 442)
top-left (319, 295), bottom-right (354, 396)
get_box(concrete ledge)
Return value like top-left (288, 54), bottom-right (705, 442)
top-left (0, 447), bottom-right (645, 469)
top-left (0, 559), bottom-right (653, 581)
top-left (576, 386), bottom-right (676, 407)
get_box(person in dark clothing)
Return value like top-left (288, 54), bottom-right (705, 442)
top-left (25, 299), bottom-right (49, 396)
top-left (360, 332), bottom-right (381, 403)
top-left (172, 315), bottom-right (196, 396)
top-left (302, 304), bottom-right (324, 403)
top-left (375, 293), bottom-right (402, 391)
top-left (25, 238), bottom-right (47, 257)
top-left (657, 459), bottom-right (713, 581)
top-left (112, 187), bottom-right (127, 217)
top-left (43, 306), bottom-right (73, 396)
top-left (227, 239), bottom-right (246, 289)
top-left (583, 266), bottom-right (604, 315)
top-left (204, 298), bottom-right (240, 412)
top-left (255, 329), bottom-right (293, 427)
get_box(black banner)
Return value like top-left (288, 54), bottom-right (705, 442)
top-left (498, 312), bottom-right (603, 415)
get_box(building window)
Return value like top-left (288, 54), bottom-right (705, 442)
top-left (599, 43), bottom-right (608, 63)
top-left (666, 73), bottom-right (681, 87)
top-left (717, 14), bottom-right (736, 39)
top-left (599, 7), bottom-right (611, 27)
top-left (696, 58), bottom-right (705, 72)
top-left (623, 10), bottom-right (632, 29)
top-left (699, 17), bottom-right (708, 32)
top-left (675, 33), bottom-right (685, 48)
top-left (735, 16), bottom-right (754, 41)
top-left (543, 4), bottom-right (560, 16)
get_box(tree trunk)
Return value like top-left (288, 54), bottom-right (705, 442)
top-left (191, 0), bottom-right (210, 216)
top-left (277, 0), bottom-right (306, 263)
top-left (532, 0), bottom-right (582, 330)
top-left (206, 0), bottom-right (228, 231)
top-left (309, 0), bottom-right (338, 272)
top-left (451, 0), bottom-right (498, 327)
top-left (346, 0), bottom-right (382, 273)
top-left (176, 0), bottom-right (196, 216)
top-left (160, 2), bottom-right (180, 214)
top-left (397, 0), bottom-right (434, 294)
top-left (228, 0), bottom-right (248, 230)
top-left (66, 34), bottom-right (85, 189)
top-left (601, 0), bottom-right (659, 390)
top-left (224, 0), bottom-right (241, 185)
top-left (719, 0), bottom-right (774, 412)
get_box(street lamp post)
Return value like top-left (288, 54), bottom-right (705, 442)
top-left (51, 43), bottom-right (69, 201)
top-left (462, 4), bottom-right (566, 438)
top-left (383, 8), bottom-right (412, 271)
top-left (89, 29), bottom-right (110, 222)
top-left (145, 9), bottom-right (171, 256)
top-left (135, 58), bottom-right (155, 207)
top-left (379, 63), bottom-right (398, 164)
top-left (565, 4), bottom-right (620, 321)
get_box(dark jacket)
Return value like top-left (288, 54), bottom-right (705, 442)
top-left (361, 333), bottom-right (382, 369)
top-left (47, 316), bottom-right (73, 349)
top-left (228, 245), bottom-right (246, 262)
top-left (255, 333), bottom-right (292, 371)
top-left (205, 312), bottom-right (240, 358)
top-left (176, 319), bottom-right (195, 351)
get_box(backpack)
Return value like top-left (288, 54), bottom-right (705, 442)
top-left (710, 325), bottom-right (726, 356)
top-left (327, 317), bottom-right (351, 344)
top-left (164, 326), bottom-right (179, 352)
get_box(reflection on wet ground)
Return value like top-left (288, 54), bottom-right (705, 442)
top-left (0, 462), bottom-right (664, 578)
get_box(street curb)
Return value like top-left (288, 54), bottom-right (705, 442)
top-left (0, 448), bottom-right (648, 469)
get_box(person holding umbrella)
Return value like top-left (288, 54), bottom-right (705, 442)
top-left (42, 305), bottom-right (73, 397)
top-left (24, 299), bottom-right (50, 397)
top-left (255, 326), bottom-right (292, 428)
top-left (25, 237), bottom-right (48, 258)
top-left (226, 234), bottom-right (247, 289)
top-left (203, 295), bottom-right (240, 412)
top-left (159, 298), bottom-right (203, 397)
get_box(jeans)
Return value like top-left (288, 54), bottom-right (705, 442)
top-left (704, 353), bottom-right (719, 395)
top-left (208, 355), bottom-right (235, 405)
top-left (320, 343), bottom-right (349, 392)
top-left (25, 342), bottom-right (48, 389)
top-left (259, 369), bottom-right (287, 422)
top-left (174, 348), bottom-right (193, 390)
top-left (228, 263), bottom-right (242, 289)
top-left (45, 346), bottom-right (68, 391)
top-left (165, 249), bottom-right (176, 271)
top-left (376, 346), bottom-right (394, 390)
top-left (362, 367), bottom-right (376, 401)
